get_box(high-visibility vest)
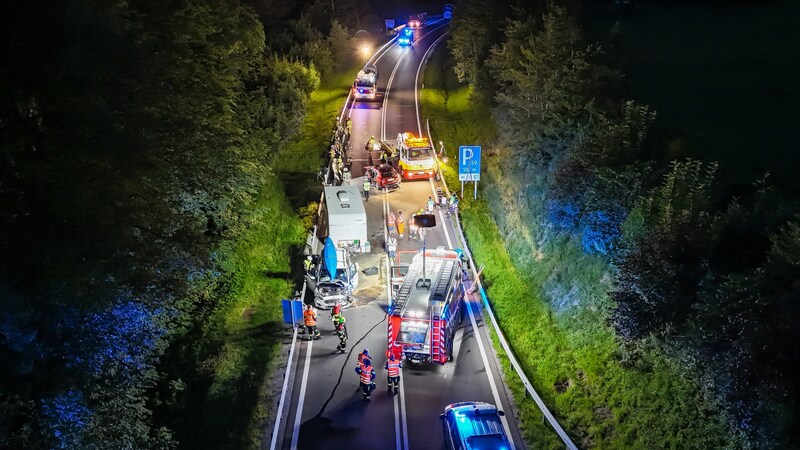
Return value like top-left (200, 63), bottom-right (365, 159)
top-left (303, 309), bottom-right (316, 326)
top-left (387, 238), bottom-right (397, 251)
top-left (363, 180), bottom-right (370, 191)
top-left (387, 361), bottom-right (401, 377)
top-left (359, 365), bottom-right (374, 384)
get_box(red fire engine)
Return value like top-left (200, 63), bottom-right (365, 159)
top-left (388, 247), bottom-right (465, 364)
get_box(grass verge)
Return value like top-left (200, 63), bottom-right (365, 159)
top-left (165, 63), bottom-right (362, 449)
top-left (421, 44), bottom-right (739, 449)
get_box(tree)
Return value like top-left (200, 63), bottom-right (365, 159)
top-left (611, 159), bottom-right (719, 339)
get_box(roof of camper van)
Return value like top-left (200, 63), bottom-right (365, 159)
top-left (324, 185), bottom-right (366, 218)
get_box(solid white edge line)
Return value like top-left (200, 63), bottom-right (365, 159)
top-left (269, 326), bottom-right (298, 450)
top-left (429, 178), bottom-right (453, 248)
top-left (290, 337), bottom-right (313, 450)
top-left (382, 50), bottom-right (409, 141)
top-left (414, 33), bottom-right (449, 136)
top-left (416, 31), bottom-right (516, 450)
top-left (466, 299), bottom-right (516, 448)
top-left (399, 381), bottom-right (409, 450)
top-left (383, 190), bottom-right (404, 450)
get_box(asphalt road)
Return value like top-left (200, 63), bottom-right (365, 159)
top-left (276, 18), bottom-right (526, 450)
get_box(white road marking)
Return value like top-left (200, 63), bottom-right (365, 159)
top-left (269, 326), bottom-right (298, 450)
top-left (381, 50), bottom-right (410, 141)
top-left (466, 301), bottom-right (515, 449)
top-left (429, 178), bottom-right (453, 248)
top-left (415, 33), bottom-right (449, 136)
top-left (399, 380), bottom-right (410, 450)
top-left (412, 29), bottom-right (514, 449)
top-left (290, 338), bottom-right (313, 450)
top-left (382, 190), bottom-right (403, 450)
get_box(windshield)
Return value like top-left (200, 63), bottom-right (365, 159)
top-left (356, 79), bottom-right (375, 88)
top-left (465, 434), bottom-right (509, 449)
top-left (407, 148), bottom-right (433, 161)
top-left (398, 320), bottom-right (428, 344)
top-left (380, 167), bottom-right (396, 178)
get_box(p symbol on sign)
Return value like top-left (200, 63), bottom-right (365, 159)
top-left (463, 148), bottom-right (473, 163)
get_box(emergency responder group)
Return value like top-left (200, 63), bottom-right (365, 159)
top-left (355, 348), bottom-right (403, 399)
top-left (300, 305), bottom-right (404, 400)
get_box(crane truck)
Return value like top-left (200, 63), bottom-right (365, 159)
top-left (379, 132), bottom-right (437, 180)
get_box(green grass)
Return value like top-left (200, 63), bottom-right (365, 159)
top-left (273, 65), bottom-right (361, 175)
top-left (171, 173), bottom-right (305, 450)
top-left (421, 45), bottom-right (741, 449)
top-left (171, 63), bottom-right (363, 448)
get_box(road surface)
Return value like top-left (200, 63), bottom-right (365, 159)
top-left (275, 17), bottom-right (526, 450)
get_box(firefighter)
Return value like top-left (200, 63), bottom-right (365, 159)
top-left (362, 177), bottom-right (371, 202)
top-left (449, 194), bottom-right (459, 216)
top-left (387, 210), bottom-right (396, 234)
top-left (385, 354), bottom-right (402, 394)
top-left (358, 348), bottom-right (370, 365)
top-left (334, 314), bottom-right (347, 353)
top-left (396, 211), bottom-right (405, 239)
top-left (330, 302), bottom-right (342, 321)
top-left (387, 235), bottom-right (397, 262)
top-left (342, 166), bottom-right (351, 184)
top-left (368, 135), bottom-right (375, 151)
top-left (355, 358), bottom-right (376, 399)
top-left (303, 304), bottom-right (320, 340)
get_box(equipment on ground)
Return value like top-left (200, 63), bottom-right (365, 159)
top-left (388, 247), bottom-right (465, 364)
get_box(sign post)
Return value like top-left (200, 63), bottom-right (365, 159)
top-left (458, 146), bottom-right (482, 199)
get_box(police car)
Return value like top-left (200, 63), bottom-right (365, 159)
top-left (440, 402), bottom-right (511, 450)
top-left (398, 27), bottom-right (414, 47)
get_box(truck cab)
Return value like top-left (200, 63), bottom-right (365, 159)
top-left (353, 65), bottom-right (378, 100)
top-left (380, 132), bottom-right (437, 180)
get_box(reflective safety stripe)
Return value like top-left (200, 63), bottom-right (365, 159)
top-left (303, 310), bottom-right (316, 326)
top-left (360, 366), bottom-right (373, 384)
top-left (387, 362), bottom-right (401, 377)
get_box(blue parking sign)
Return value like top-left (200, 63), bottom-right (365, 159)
top-left (458, 146), bottom-right (481, 181)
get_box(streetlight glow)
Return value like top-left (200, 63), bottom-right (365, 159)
top-left (361, 44), bottom-right (370, 66)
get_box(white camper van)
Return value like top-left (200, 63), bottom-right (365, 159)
top-left (322, 185), bottom-right (368, 253)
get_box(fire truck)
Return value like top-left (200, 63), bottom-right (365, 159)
top-left (380, 132), bottom-right (437, 180)
top-left (353, 65), bottom-right (378, 101)
top-left (388, 247), bottom-right (465, 364)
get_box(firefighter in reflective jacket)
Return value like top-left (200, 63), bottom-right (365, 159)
top-left (303, 304), bottom-right (320, 340)
top-left (355, 358), bottom-right (376, 399)
top-left (334, 314), bottom-right (347, 353)
top-left (385, 354), bottom-right (402, 394)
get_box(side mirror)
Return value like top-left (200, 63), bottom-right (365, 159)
top-left (497, 410), bottom-right (505, 417)
top-left (439, 413), bottom-right (446, 420)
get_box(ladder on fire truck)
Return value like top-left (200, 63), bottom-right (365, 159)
top-left (430, 260), bottom-right (455, 363)
top-left (392, 259), bottom-right (420, 313)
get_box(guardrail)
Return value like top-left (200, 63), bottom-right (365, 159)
top-left (426, 121), bottom-right (578, 450)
